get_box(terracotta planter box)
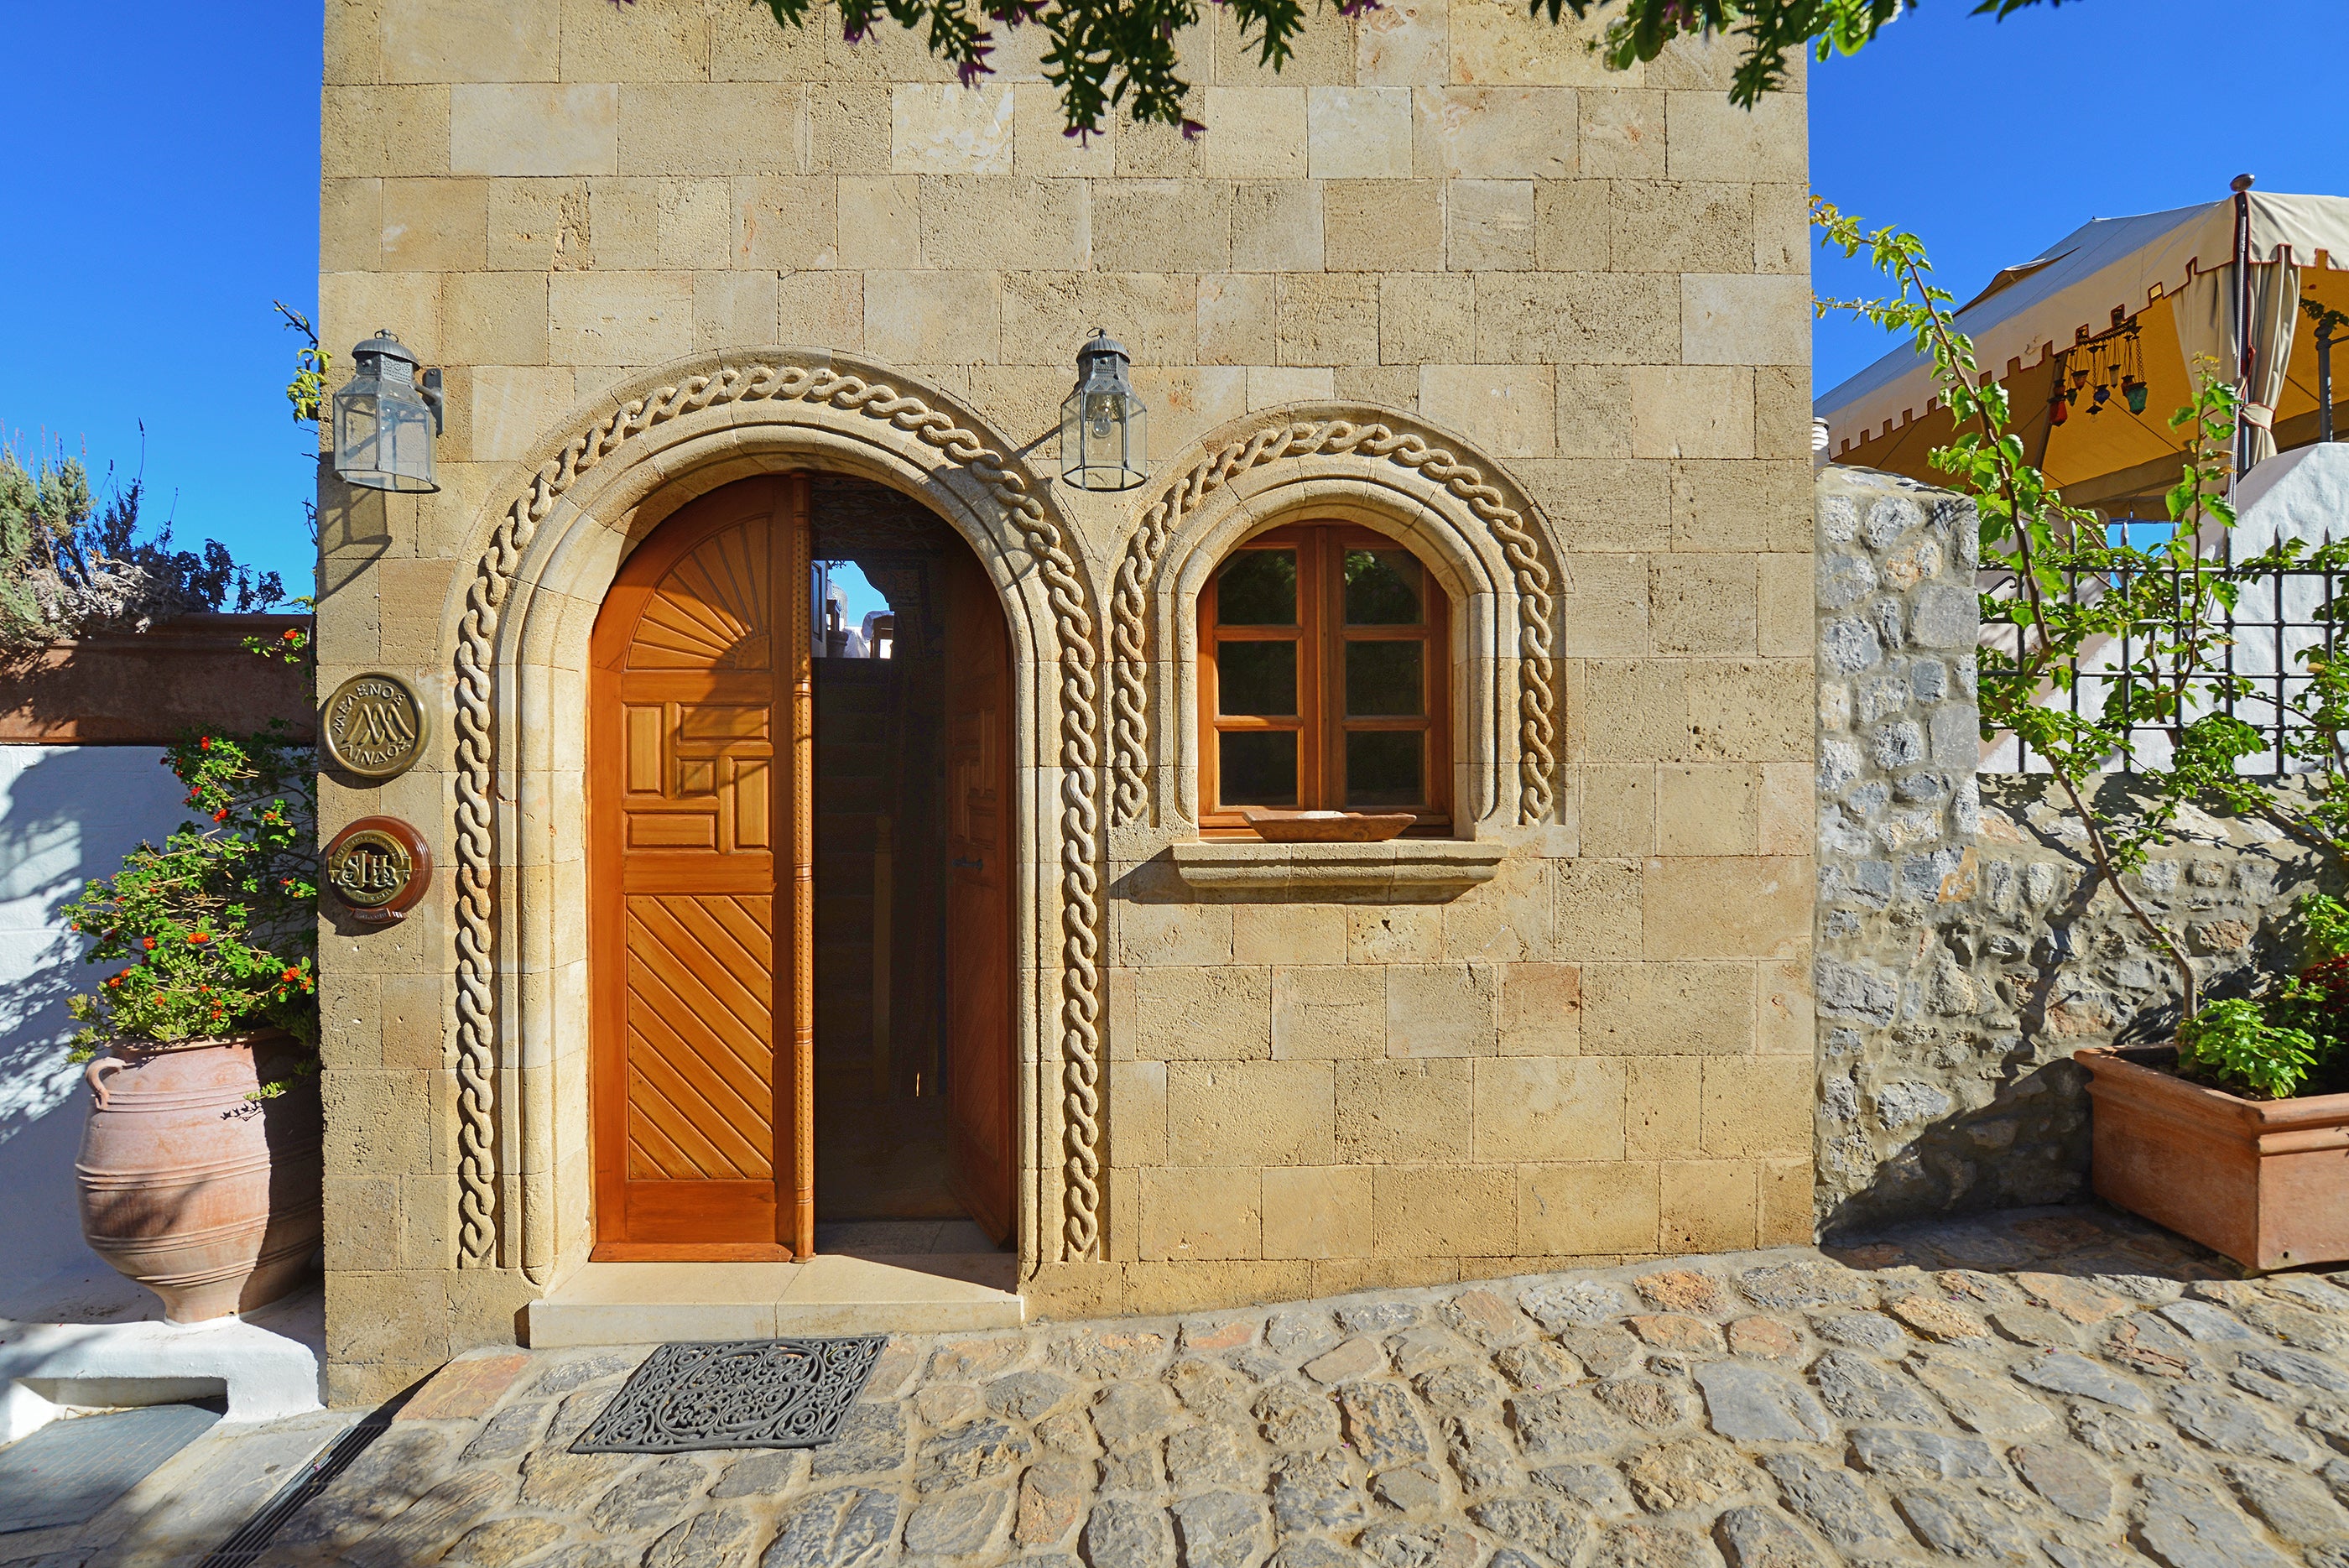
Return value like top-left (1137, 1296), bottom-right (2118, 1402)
top-left (2076, 1044), bottom-right (2349, 1272)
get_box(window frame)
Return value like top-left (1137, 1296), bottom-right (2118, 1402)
top-left (1195, 523), bottom-right (1452, 836)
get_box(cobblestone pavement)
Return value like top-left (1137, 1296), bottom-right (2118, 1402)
top-left (214, 1206), bottom-right (2349, 1568)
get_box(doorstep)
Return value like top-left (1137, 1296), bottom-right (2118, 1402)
top-left (524, 1253), bottom-right (1023, 1347)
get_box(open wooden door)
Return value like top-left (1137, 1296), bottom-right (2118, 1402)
top-left (588, 475), bottom-right (815, 1259)
top-left (941, 545), bottom-right (1015, 1243)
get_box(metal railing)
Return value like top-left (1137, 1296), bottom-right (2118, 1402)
top-left (1982, 521), bottom-right (2341, 775)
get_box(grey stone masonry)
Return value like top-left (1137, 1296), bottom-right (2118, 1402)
top-left (1810, 466), bottom-right (1988, 1232)
top-left (1810, 466), bottom-right (2341, 1237)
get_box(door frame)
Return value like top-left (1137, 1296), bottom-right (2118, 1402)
top-left (586, 474), bottom-right (816, 1262)
top-left (441, 352), bottom-right (1112, 1289)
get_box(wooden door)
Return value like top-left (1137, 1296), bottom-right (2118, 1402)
top-left (589, 475), bottom-right (815, 1259)
top-left (942, 546), bottom-right (1015, 1242)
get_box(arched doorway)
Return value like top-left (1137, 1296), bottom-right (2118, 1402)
top-left (586, 472), bottom-right (1013, 1262)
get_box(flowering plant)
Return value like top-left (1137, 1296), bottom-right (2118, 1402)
top-left (60, 718), bottom-right (318, 1060)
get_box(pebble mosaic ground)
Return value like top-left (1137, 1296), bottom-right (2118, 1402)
top-left (34, 1204), bottom-right (2349, 1568)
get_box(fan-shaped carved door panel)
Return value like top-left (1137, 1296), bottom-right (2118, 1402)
top-left (590, 476), bottom-right (813, 1259)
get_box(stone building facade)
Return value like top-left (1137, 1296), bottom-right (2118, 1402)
top-left (315, 0), bottom-right (1815, 1402)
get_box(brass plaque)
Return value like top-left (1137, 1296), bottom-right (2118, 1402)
top-left (322, 673), bottom-right (429, 779)
top-left (323, 816), bottom-right (432, 923)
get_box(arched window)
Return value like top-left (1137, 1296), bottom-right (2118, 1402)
top-left (1197, 523), bottom-right (1451, 835)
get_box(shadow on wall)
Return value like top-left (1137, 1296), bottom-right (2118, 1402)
top-left (1817, 775), bottom-right (2334, 1240)
top-left (0, 745), bottom-right (190, 1315)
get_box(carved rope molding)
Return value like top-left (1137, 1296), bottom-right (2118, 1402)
top-left (451, 361), bottom-right (1107, 1270)
top-left (1109, 419), bottom-right (1558, 829)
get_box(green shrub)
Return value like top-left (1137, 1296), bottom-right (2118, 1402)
top-left (2297, 891), bottom-right (2349, 966)
top-left (60, 722), bottom-right (317, 1059)
top-left (2175, 998), bottom-right (2323, 1101)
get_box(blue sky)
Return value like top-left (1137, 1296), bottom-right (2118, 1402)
top-left (3, 1), bottom-right (2343, 597)
top-left (1808, 0), bottom-right (2349, 400)
top-left (1, 3), bottom-right (324, 596)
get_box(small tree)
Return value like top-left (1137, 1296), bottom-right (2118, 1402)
top-left (0, 445), bottom-right (287, 651)
top-left (1813, 201), bottom-right (2274, 1020)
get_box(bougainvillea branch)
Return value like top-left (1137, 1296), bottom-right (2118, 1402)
top-left (714, 0), bottom-right (2074, 133)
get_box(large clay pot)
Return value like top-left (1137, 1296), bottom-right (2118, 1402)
top-left (2077, 1044), bottom-right (2349, 1272)
top-left (76, 1032), bottom-right (324, 1322)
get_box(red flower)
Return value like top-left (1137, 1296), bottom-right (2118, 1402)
top-left (281, 966), bottom-right (301, 982)
top-left (213, 810), bottom-right (229, 823)
top-left (199, 737), bottom-right (211, 749)
top-left (188, 932), bottom-right (210, 945)
top-left (282, 628), bottom-right (299, 641)
top-left (106, 975), bottom-right (122, 988)
top-left (142, 938), bottom-right (157, 951)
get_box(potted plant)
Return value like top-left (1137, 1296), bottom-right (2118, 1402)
top-left (62, 695), bottom-right (324, 1323)
top-left (2076, 893), bottom-right (2349, 1272)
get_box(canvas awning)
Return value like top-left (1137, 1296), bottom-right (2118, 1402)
top-left (1817, 190), bottom-right (2349, 510)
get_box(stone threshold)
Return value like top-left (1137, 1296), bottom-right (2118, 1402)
top-left (524, 1254), bottom-right (1023, 1347)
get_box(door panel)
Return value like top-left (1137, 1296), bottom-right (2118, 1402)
top-left (591, 471), bottom-right (1010, 1259)
top-left (943, 548), bottom-right (1016, 1243)
top-left (590, 476), bottom-right (810, 1259)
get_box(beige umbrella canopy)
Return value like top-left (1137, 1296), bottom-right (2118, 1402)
top-left (1817, 187), bottom-right (2349, 516)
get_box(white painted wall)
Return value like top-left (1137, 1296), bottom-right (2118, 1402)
top-left (0, 745), bottom-right (188, 1318)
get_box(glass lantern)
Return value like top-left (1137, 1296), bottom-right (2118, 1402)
top-left (1060, 331), bottom-right (1148, 492)
top-left (333, 331), bottom-right (443, 493)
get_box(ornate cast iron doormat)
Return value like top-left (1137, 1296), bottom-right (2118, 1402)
top-left (571, 1336), bottom-right (888, 1454)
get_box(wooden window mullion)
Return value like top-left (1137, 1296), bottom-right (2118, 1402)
top-left (1200, 522), bottom-right (1450, 834)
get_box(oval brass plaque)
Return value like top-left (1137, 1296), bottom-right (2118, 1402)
top-left (322, 673), bottom-right (429, 779)
top-left (324, 816), bottom-right (432, 922)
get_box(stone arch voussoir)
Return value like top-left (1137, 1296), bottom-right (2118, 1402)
top-left (1107, 404), bottom-right (1563, 837)
top-left (442, 350), bottom-right (1107, 1279)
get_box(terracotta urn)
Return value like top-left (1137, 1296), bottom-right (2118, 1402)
top-left (2076, 1044), bottom-right (2349, 1272)
top-left (76, 1032), bottom-right (325, 1322)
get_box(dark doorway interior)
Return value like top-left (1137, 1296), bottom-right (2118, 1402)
top-left (810, 478), bottom-right (1011, 1246)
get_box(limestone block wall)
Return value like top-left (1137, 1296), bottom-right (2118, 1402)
top-left (1100, 841), bottom-right (1820, 1318)
top-left (1810, 464), bottom-right (2336, 1232)
top-left (316, 0), bottom-right (1816, 1399)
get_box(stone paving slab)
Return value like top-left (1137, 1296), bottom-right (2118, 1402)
top-left (0, 1406), bottom-right (357, 1568)
top-left (34, 1205), bottom-right (2349, 1568)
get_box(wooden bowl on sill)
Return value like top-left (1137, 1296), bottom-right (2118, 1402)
top-left (1241, 808), bottom-right (1416, 843)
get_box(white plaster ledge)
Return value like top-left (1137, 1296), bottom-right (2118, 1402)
top-left (1169, 839), bottom-right (1507, 901)
top-left (0, 1284), bottom-right (324, 1443)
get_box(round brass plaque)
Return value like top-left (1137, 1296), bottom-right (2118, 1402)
top-left (324, 816), bottom-right (432, 921)
top-left (322, 673), bottom-right (429, 779)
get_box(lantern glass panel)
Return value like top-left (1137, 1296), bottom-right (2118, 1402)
top-left (1058, 336), bottom-right (1148, 491)
top-left (333, 342), bottom-right (439, 493)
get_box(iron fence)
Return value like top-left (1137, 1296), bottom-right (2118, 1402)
top-left (1982, 521), bottom-right (2341, 775)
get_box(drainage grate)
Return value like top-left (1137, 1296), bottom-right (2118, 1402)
top-left (193, 1408), bottom-right (393, 1568)
top-left (572, 1336), bottom-right (887, 1453)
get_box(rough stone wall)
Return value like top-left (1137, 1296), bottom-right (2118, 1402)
top-left (1811, 464), bottom-right (2336, 1234)
top-left (1809, 466), bottom-right (1987, 1232)
top-left (317, 0), bottom-right (1816, 1399)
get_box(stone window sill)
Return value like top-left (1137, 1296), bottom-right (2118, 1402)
top-left (1168, 838), bottom-right (1506, 901)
